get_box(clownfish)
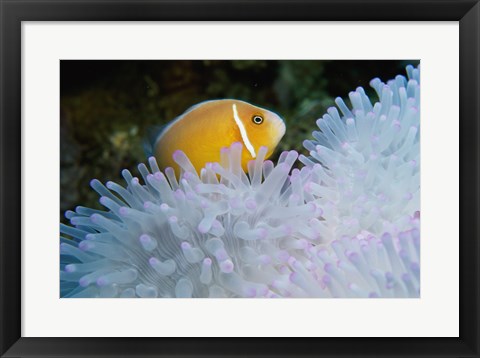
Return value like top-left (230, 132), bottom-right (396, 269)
top-left (145, 99), bottom-right (286, 174)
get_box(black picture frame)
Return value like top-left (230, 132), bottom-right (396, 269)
top-left (1, 0), bottom-right (478, 357)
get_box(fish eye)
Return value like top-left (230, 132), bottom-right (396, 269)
top-left (252, 115), bottom-right (264, 125)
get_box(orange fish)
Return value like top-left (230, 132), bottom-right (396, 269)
top-left (146, 99), bottom-right (286, 173)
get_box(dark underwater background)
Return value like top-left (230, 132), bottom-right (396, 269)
top-left (60, 60), bottom-right (419, 223)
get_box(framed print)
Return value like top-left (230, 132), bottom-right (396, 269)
top-left (58, 59), bottom-right (421, 301)
top-left (1, 0), bottom-right (479, 357)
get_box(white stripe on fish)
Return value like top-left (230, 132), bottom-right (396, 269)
top-left (232, 103), bottom-right (256, 158)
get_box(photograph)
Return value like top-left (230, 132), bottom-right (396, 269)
top-left (59, 60), bottom-right (420, 298)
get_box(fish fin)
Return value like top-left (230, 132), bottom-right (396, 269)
top-left (143, 124), bottom-right (168, 158)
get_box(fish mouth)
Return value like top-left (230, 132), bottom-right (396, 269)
top-left (275, 116), bottom-right (286, 139)
top-left (267, 117), bottom-right (286, 154)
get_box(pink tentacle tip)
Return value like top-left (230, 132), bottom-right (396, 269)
top-left (96, 277), bottom-right (107, 287)
top-left (258, 286), bottom-right (269, 297)
top-left (220, 260), bottom-right (234, 273)
top-left (174, 189), bottom-right (185, 199)
top-left (303, 182), bottom-right (312, 193)
top-left (289, 272), bottom-right (298, 283)
top-left (287, 256), bottom-right (297, 266)
top-left (278, 265), bottom-right (289, 274)
top-left (211, 163), bottom-right (222, 171)
top-left (172, 150), bottom-right (185, 160)
top-left (299, 239), bottom-right (308, 249)
top-left (322, 275), bottom-right (331, 285)
top-left (79, 278), bottom-right (90, 287)
top-left (270, 280), bottom-right (281, 289)
top-left (215, 249), bottom-right (228, 261)
top-left (282, 225), bottom-right (293, 235)
top-left (259, 255), bottom-right (272, 265)
top-left (245, 199), bottom-right (257, 210)
top-left (257, 228), bottom-right (269, 239)
top-left (185, 192), bottom-right (196, 201)
top-left (183, 171), bottom-right (194, 180)
top-left (348, 252), bottom-right (360, 263)
top-left (245, 287), bottom-right (257, 298)
top-left (323, 262), bottom-right (334, 273)
top-left (232, 141), bottom-right (243, 150)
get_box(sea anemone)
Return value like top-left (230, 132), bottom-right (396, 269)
top-left (300, 64), bottom-right (420, 239)
top-left (61, 145), bottom-right (327, 298)
top-left (60, 65), bottom-right (420, 298)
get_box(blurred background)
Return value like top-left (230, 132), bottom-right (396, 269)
top-left (60, 60), bottom-right (419, 222)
